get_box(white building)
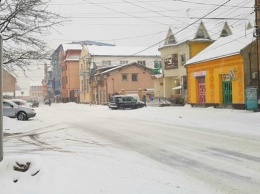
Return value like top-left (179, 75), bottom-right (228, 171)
top-left (29, 81), bottom-right (44, 102)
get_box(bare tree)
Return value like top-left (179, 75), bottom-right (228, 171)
top-left (0, 0), bottom-right (65, 72)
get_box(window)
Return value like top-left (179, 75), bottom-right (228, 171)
top-left (132, 74), bottom-right (138, 82)
top-left (120, 61), bottom-right (128, 65)
top-left (221, 29), bottom-right (229, 37)
top-left (196, 29), bottom-right (205, 39)
top-left (167, 35), bottom-right (176, 44)
top-left (3, 102), bottom-right (12, 108)
top-left (138, 61), bottom-right (146, 66)
top-left (180, 54), bottom-right (186, 65)
top-left (102, 60), bottom-right (111, 66)
top-left (122, 74), bottom-right (127, 81)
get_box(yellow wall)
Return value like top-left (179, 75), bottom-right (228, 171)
top-left (187, 55), bottom-right (244, 105)
top-left (189, 41), bottom-right (213, 58)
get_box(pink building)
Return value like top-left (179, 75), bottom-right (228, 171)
top-left (92, 62), bottom-right (154, 105)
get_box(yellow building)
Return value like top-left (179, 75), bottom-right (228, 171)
top-left (185, 29), bottom-right (255, 109)
top-left (154, 21), bottom-right (232, 102)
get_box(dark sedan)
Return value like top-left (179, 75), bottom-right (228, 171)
top-left (108, 95), bottom-right (138, 110)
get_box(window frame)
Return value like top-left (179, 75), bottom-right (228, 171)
top-left (131, 74), bottom-right (138, 82)
top-left (122, 74), bottom-right (128, 82)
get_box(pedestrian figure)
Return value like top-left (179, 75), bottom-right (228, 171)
top-left (142, 95), bottom-right (147, 107)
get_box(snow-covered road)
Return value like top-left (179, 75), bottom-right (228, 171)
top-left (2, 103), bottom-right (260, 194)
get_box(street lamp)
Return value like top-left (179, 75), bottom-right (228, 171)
top-left (0, 34), bottom-right (3, 162)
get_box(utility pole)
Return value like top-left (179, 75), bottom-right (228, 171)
top-left (256, 0), bottom-right (260, 95)
top-left (0, 34), bottom-right (3, 162)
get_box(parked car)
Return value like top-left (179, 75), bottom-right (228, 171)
top-left (125, 94), bottom-right (145, 108)
top-left (27, 100), bottom-right (39, 107)
top-left (11, 99), bottom-right (30, 107)
top-left (44, 99), bottom-right (52, 106)
top-left (3, 99), bottom-right (36, 121)
top-left (108, 95), bottom-right (141, 110)
top-left (136, 100), bottom-right (145, 108)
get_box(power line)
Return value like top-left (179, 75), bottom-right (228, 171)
top-left (49, 0), bottom-right (252, 8)
top-left (121, 0), bottom-right (189, 25)
top-left (82, 0), bottom-right (169, 26)
top-left (190, 17), bottom-right (249, 20)
top-left (109, 0), bottom-right (232, 61)
top-left (170, 0), bottom-right (252, 8)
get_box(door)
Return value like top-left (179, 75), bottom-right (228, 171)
top-left (222, 74), bottom-right (232, 105)
top-left (222, 81), bottom-right (232, 105)
top-left (198, 77), bottom-right (206, 104)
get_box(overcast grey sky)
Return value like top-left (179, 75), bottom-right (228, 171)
top-left (46, 0), bottom-right (255, 48)
top-left (16, 0), bottom-right (255, 90)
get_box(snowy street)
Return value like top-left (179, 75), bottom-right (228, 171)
top-left (1, 103), bottom-right (260, 194)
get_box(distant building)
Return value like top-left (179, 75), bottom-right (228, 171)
top-left (79, 45), bottom-right (160, 103)
top-left (91, 62), bottom-right (154, 105)
top-left (51, 41), bottom-right (115, 102)
top-left (2, 69), bottom-right (16, 98)
top-left (29, 82), bottom-right (43, 101)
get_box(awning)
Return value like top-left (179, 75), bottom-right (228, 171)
top-left (172, 85), bottom-right (181, 90)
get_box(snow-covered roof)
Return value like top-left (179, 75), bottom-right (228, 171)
top-left (100, 62), bottom-right (152, 75)
top-left (162, 20), bottom-right (235, 48)
top-left (185, 29), bottom-right (255, 66)
top-left (85, 45), bottom-right (160, 56)
top-left (62, 44), bottom-right (82, 52)
top-left (30, 81), bottom-right (42, 87)
top-left (72, 40), bottom-right (115, 46)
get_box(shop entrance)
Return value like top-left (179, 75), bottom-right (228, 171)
top-left (198, 77), bottom-right (206, 104)
top-left (222, 74), bottom-right (232, 105)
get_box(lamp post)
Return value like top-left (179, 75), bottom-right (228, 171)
top-left (255, 0), bottom-right (260, 104)
top-left (0, 34), bottom-right (3, 162)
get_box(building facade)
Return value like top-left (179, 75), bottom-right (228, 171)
top-left (29, 83), bottom-right (43, 102)
top-left (79, 45), bottom-right (161, 104)
top-left (154, 21), bottom-right (233, 102)
top-left (92, 62), bottom-right (154, 105)
top-left (3, 69), bottom-right (16, 97)
top-left (185, 29), bottom-right (255, 109)
top-left (61, 46), bottom-right (82, 102)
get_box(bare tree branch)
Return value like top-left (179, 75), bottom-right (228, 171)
top-left (0, 0), bottom-right (66, 70)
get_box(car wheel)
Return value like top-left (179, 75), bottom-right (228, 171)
top-left (17, 112), bottom-right (27, 121)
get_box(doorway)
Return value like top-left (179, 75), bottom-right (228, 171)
top-left (198, 77), bottom-right (206, 104)
top-left (222, 74), bottom-right (232, 105)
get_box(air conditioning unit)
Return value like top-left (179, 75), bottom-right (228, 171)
top-left (252, 72), bottom-right (258, 79)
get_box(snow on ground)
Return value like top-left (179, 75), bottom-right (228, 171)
top-left (1, 103), bottom-right (260, 194)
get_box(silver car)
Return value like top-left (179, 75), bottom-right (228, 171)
top-left (3, 99), bottom-right (36, 121)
